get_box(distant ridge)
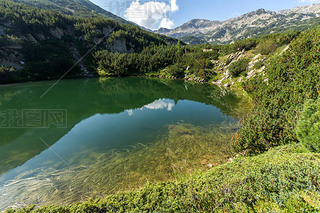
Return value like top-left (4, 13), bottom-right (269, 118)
top-left (155, 4), bottom-right (320, 44)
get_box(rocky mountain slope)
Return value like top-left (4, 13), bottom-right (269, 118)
top-left (11, 0), bottom-right (129, 24)
top-left (156, 4), bottom-right (320, 44)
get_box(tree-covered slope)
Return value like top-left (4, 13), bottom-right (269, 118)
top-left (231, 26), bottom-right (320, 155)
top-left (0, 0), bottom-right (177, 84)
top-left (10, 0), bottom-right (129, 24)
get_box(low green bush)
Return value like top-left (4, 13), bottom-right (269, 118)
top-left (195, 69), bottom-right (215, 81)
top-left (166, 63), bottom-right (186, 78)
top-left (255, 39), bottom-right (278, 55)
top-left (296, 99), bottom-right (320, 152)
top-left (229, 58), bottom-right (250, 77)
top-left (253, 60), bottom-right (264, 69)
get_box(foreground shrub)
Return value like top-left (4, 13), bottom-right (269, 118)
top-left (296, 99), bottom-right (320, 152)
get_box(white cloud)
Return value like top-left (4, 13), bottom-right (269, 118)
top-left (143, 99), bottom-right (175, 111)
top-left (159, 17), bottom-right (175, 29)
top-left (126, 109), bottom-right (133, 116)
top-left (170, 0), bottom-right (179, 12)
top-left (125, 0), bottom-right (179, 29)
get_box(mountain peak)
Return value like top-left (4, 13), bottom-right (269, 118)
top-left (255, 8), bottom-right (267, 14)
top-left (179, 19), bottom-right (220, 29)
top-left (188, 19), bottom-right (212, 23)
top-left (244, 8), bottom-right (274, 17)
top-left (156, 28), bottom-right (171, 33)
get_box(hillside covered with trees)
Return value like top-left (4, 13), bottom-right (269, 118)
top-left (10, 0), bottom-right (129, 23)
top-left (0, 0), bottom-right (177, 84)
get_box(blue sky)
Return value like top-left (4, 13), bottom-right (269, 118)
top-left (90, 0), bottom-right (320, 29)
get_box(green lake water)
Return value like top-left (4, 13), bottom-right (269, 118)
top-left (0, 77), bottom-right (251, 210)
